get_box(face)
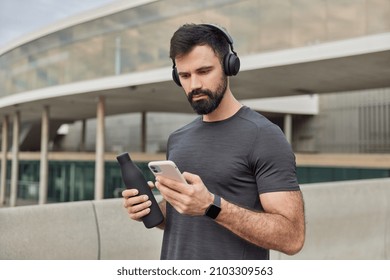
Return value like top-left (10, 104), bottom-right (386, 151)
top-left (175, 45), bottom-right (227, 115)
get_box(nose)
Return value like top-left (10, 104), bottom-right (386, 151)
top-left (190, 75), bottom-right (202, 91)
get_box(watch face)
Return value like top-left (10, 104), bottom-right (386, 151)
top-left (206, 204), bottom-right (221, 219)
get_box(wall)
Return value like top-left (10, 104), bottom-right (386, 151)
top-left (293, 88), bottom-right (390, 153)
top-left (1, 178), bottom-right (389, 260)
top-left (272, 178), bottom-right (390, 259)
top-left (0, 198), bottom-right (163, 259)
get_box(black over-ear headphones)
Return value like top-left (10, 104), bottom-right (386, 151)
top-left (172, 23), bottom-right (240, 87)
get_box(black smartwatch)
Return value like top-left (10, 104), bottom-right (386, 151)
top-left (205, 194), bottom-right (221, 219)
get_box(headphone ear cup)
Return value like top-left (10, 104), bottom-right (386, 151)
top-left (172, 67), bottom-right (182, 87)
top-left (224, 53), bottom-right (240, 76)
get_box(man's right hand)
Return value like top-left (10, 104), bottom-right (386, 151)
top-left (122, 182), bottom-right (154, 221)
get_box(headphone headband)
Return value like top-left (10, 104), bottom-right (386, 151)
top-left (200, 24), bottom-right (233, 44)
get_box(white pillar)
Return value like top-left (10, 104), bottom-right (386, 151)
top-left (284, 114), bottom-right (292, 144)
top-left (39, 106), bottom-right (49, 204)
top-left (10, 111), bottom-right (20, 207)
top-left (94, 96), bottom-right (105, 200)
top-left (80, 119), bottom-right (86, 151)
top-left (1, 115), bottom-right (9, 206)
top-left (115, 36), bottom-right (121, 75)
top-left (141, 111), bottom-right (147, 153)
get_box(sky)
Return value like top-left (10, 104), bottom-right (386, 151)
top-left (0, 0), bottom-right (117, 48)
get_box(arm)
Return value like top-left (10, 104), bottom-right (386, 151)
top-left (216, 191), bottom-right (305, 255)
top-left (155, 172), bottom-right (305, 255)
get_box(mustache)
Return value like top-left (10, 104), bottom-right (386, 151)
top-left (188, 89), bottom-right (213, 102)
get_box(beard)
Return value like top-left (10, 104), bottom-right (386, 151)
top-left (187, 75), bottom-right (228, 115)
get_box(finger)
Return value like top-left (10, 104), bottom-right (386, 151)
top-left (128, 200), bottom-right (152, 214)
top-left (155, 181), bottom-right (186, 207)
top-left (156, 175), bottom-right (188, 193)
top-left (129, 207), bottom-right (151, 221)
top-left (155, 184), bottom-right (186, 214)
top-left (122, 189), bottom-right (139, 198)
top-left (123, 194), bottom-right (149, 208)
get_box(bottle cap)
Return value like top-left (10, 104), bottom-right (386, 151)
top-left (116, 152), bottom-right (130, 164)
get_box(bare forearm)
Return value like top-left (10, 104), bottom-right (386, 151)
top-left (215, 198), bottom-right (304, 255)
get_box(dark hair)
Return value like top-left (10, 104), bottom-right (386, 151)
top-left (169, 23), bottom-right (230, 65)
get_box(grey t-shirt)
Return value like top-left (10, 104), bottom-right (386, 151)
top-left (161, 106), bottom-right (299, 260)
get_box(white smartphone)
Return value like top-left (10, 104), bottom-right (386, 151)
top-left (148, 160), bottom-right (187, 184)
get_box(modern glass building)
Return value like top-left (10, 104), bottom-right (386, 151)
top-left (1, 0), bottom-right (390, 96)
top-left (1, 0), bottom-right (390, 205)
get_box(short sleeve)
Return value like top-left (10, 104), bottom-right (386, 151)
top-left (250, 123), bottom-right (300, 194)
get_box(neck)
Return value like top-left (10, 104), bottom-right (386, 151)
top-left (202, 90), bottom-right (242, 122)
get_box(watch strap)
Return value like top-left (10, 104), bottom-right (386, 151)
top-left (213, 194), bottom-right (221, 207)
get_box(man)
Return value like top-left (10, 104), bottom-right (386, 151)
top-left (123, 23), bottom-right (305, 259)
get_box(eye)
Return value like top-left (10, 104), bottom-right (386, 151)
top-left (179, 73), bottom-right (190, 79)
top-left (198, 67), bottom-right (212, 75)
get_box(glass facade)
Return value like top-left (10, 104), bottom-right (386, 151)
top-left (3, 159), bottom-right (389, 205)
top-left (3, 160), bottom-right (155, 204)
top-left (1, 0), bottom-right (389, 97)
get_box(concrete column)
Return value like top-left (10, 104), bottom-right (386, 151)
top-left (115, 36), bottom-right (121, 75)
top-left (80, 119), bottom-right (86, 152)
top-left (1, 115), bottom-right (9, 206)
top-left (94, 96), bottom-right (105, 200)
top-left (284, 114), bottom-right (292, 144)
top-left (39, 106), bottom-right (49, 204)
top-left (10, 111), bottom-right (20, 207)
top-left (141, 111), bottom-right (147, 153)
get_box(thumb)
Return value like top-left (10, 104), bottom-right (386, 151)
top-left (182, 172), bottom-right (201, 185)
top-left (147, 181), bottom-right (155, 189)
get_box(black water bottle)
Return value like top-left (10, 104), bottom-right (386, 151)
top-left (116, 152), bottom-right (164, 228)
